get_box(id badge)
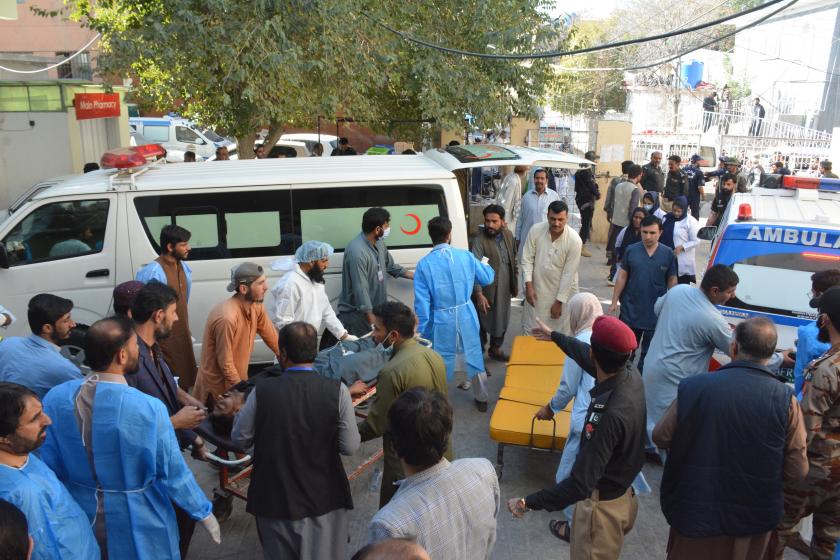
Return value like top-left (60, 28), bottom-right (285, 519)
top-left (378, 270), bottom-right (384, 282)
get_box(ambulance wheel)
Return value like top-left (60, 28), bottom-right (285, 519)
top-left (212, 493), bottom-right (234, 523)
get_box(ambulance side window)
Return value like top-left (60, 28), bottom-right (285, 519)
top-left (133, 190), bottom-right (294, 260)
top-left (1, 199), bottom-right (110, 266)
top-left (290, 185), bottom-right (447, 252)
top-left (175, 126), bottom-right (200, 143)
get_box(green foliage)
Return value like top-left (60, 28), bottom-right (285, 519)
top-left (550, 19), bottom-right (627, 115)
top-left (38, 0), bottom-right (559, 155)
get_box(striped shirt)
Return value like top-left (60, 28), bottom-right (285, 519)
top-left (367, 458), bottom-right (499, 560)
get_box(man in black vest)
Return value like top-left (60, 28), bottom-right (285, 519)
top-left (471, 204), bottom-right (517, 362)
top-left (232, 321), bottom-right (360, 559)
top-left (653, 317), bottom-right (808, 559)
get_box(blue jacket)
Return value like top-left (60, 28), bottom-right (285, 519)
top-left (660, 361), bottom-right (792, 538)
top-left (0, 334), bottom-right (82, 398)
top-left (414, 244), bottom-right (494, 380)
top-left (794, 321), bottom-right (830, 396)
top-left (136, 260), bottom-right (193, 301)
top-left (40, 379), bottom-right (211, 559)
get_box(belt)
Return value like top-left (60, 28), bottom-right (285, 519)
top-left (434, 301), bottom-right (470, 313)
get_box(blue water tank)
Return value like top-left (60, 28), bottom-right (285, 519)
top-left (680, 61), bottom-right (704, 89)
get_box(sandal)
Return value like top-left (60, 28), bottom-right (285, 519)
top-left (549, 519), bottom-right (571, 543)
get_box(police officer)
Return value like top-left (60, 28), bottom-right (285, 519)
top-left (508, 315), bottom-right (646, 559)
top-left (662, 155), bottom-right (688, 213)
top-left (682, 154), bottom-right (705, 220)
top-left (771, 286), bottom-right (840, 560)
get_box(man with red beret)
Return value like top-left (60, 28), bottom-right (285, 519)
top-left (508, 316), bottom-right (646, 559)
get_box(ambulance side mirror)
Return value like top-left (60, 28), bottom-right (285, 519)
top-left (697, 226), bottom-right (717, 241)
top-left (0, 244), bottom-right (9, 269)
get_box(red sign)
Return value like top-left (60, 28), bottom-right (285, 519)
top-left (74, 93), bottom-right (121, 120)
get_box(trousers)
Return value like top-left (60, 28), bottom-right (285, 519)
top-left (572, 488), bottom-right (638, 560)
top-left (769, 474), bottom-right (840, 560)
top-left (579, 205), bottom-right (594, 244)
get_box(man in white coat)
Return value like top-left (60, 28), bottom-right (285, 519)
top-left (521, 200), bottom-right (582, 335)
top-left (270, 241), bottom-right (356, 344)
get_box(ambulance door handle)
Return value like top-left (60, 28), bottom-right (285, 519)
top-left (86, 268), bottom-right (110, 278)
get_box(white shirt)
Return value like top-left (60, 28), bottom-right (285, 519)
top-left (270, 263), bottom-right (347, 339)
top-left (672, 215), bottom-right (700, 276)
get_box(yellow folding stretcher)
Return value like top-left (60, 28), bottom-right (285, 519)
top-left (489, 336), bottom-right (571, 480)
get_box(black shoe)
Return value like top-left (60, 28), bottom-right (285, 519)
top-left (474, 400), bottom-right (488, 412)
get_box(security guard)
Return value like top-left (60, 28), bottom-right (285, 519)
top-left (508, 315), bottom-right (646, 559)
top-left (771, 286), bottom-right (840, 560)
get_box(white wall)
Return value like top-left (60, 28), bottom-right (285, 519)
top-left (733, 1), bottom-right (837, 120)
top-left (0, 112), bottom-right (73, 209)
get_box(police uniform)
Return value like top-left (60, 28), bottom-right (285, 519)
top-left (523, 316), bottom-right (646, 560)
top-left (771, 286), bottom-right (840, 560)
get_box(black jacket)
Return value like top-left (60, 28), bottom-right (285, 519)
top-left (660, 361), bottom-right (792, 538)
top-left (525, 332), bottom-right (646, 511)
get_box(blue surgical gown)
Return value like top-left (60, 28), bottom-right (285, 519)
top-left (414, 243), bottom-right (494, 380)
top-left (40, 379), bottom-right (212, 560)
top-left (0, 454), bottom-right (100, 560)
top-left (794, 321), bottom-right (829, 396)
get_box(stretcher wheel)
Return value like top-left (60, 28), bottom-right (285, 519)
top-left (212, 492), bottom-right (234, 523)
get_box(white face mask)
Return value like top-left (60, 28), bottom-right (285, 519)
top-left (381, 226), bottom-right (391, 239)
top-left (644, 204), bottom-right (653, 211)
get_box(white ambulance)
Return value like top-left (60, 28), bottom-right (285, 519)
top-left (699, 175), bottom-right (840, 363)
top-left (0, 143), bottom-right (591, 362)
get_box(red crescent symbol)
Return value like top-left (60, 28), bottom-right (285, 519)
top-left (400, 213), bottom-right (422, 235)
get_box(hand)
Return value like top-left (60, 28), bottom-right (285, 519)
top-left (179, 391), bottom-right (204, 410)
top-left (608, 303), bottom-right (619, 315)
top-left (674, 246), bottom-right (684, 256)
top-left (402, 269), bottom-right (415, 280)
top-left (525, 284), bottom-right (537, 307)
top-left (366, 312), bottom-right (377, 329)
top-left (534, 404), bottom-right (554, 421)
top-left (550, 300), bottom-right (563, 320)
top-left (781, 349), bottom-right (795, 368)
top-left (699, 187), bottom-right (705, 197)
top-left (201, 514), bottom-right (221, 544)
top-left (531, 317), bottom-right (553, 341)
top-left (171, 405), bottom-right (207, 430)
top-left (341, 333), bottom-right (359, 342)
top-left (507, 497), bottom-right (529, 518)
top-left (348, 380), bottom-right (368, 399)
top-left (476, 293), bottom-right (490, 315)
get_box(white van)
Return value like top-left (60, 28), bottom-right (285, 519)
top-left (0, 143), bottom-right (592, 363)
top-left (129, 117), bottom-right (236, 160)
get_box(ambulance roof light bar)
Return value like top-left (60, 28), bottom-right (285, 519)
top-left (100, 144), bottom-right (166, 170)
top-left (781, 175), bottom-right (840, 193)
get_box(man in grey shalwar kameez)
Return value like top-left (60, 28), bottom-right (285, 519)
top-left (644, 265), bottom-right (739, 445)
top-left (233, 322), bottom-right (360, 559)
top-left (471, 204), bottom-right (517, 361)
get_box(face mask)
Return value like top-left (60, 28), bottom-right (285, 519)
top-left (381, 226), bottom-right (391, 239)
top-left (644, 204), bottom-right (653, 211)
top-left (376, 332), bottom-right (396, 356)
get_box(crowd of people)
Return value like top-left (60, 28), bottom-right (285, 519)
top-left (0, 152), bottom-right (839, 560)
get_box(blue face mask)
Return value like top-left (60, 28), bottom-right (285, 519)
top-left (644, 204), bottom-right (653, 211)
top-left (375, 331), bottom-right (396, 357)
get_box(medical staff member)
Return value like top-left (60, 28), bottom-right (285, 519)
top-left (40, 317), bottom-right (220, 559)
top-left (270, 240), bottom-right (356, 343)
top-left (414, 217), bottom-right (494, 411)
top-left (326, 207), bottom-right (414, 348)
top-left (0, 382), bottom-right (100, 560)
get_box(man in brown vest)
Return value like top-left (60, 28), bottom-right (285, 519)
top-left (136, 224), bottom-right (197, 389)
top-left (471, 204), bottom-right (517, 362)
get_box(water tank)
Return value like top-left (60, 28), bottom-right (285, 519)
top-left (680, 61), bottom-right (704, 89)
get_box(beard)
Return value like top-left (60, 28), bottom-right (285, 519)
top-left (818, 323), bottom-right (831, 344)
top-left (245, 290), bottom-right (264, 303)
top-left (155, 323), bottom-right (173, 340)
top-left (307, 265), bottom-right (326, 284)
top-left (483, 226), bottom-right (498, 237)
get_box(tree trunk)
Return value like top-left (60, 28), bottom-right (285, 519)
top-left (236, 122), bottom-right (282, 159)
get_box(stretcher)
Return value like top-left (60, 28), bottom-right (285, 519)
top-left (489, 336), bottom-right (572, 480)
top-left (196, 385), bottom-right (380, 522)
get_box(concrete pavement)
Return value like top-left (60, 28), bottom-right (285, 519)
top-left (186, 239), bottom-right (803, 559)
